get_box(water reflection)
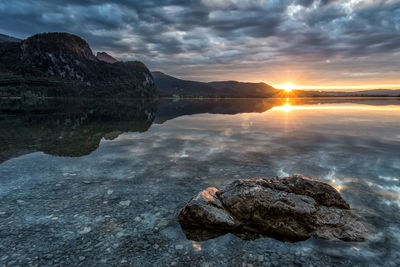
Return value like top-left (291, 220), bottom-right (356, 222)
top-left (0, 98), bottom-right (156, 162)
top-left (1, 97), bottom-right (400, 265)
top-left (2, 97), bottom-right (400, 163)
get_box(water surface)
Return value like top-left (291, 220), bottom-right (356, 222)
top-left (0, 98), bottom-right (400, 266)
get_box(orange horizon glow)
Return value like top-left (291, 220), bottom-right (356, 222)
top-left (257, 71), bottom-right (400, 92)
top-left (270, 82), bottom-right (400, 92)
top-left (267, 80), bottom-right (400, 92)
top-left (283, 84), bottom-right (400, 91)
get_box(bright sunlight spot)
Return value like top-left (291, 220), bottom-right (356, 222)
top-left (280, 83), bottom-right (294, 92)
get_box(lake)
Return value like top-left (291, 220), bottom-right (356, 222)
top-left (0, 98), bottom-right (399, 266)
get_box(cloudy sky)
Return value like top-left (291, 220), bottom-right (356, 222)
top-left (1, 0), bottom-right (400, 90)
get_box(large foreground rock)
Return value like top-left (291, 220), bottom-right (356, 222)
top-left (178, 175), bottom-right (366, 242)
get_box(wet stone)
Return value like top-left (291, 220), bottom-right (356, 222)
top-left (178, 175), bottom-right (366, 242)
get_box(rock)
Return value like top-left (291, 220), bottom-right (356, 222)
top-left (119, 200), bottom-right (131, 207)
top-left (178, 175), bottom-right (366, 242)
top-left (178, 187), bottom-right (237, 229)
top-left (79, 227), bottom-right (92, 234)
top-left (175, 244), bottom-right (183, 250)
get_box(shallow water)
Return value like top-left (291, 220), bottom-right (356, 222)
top-left (0, 98), bottom-right (400, 266)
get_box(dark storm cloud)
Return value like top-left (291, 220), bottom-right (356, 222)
top-left (0, 0), bottom-right (399, 84)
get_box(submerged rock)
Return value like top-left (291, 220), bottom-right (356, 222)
top-left (178, 175), bottom-right (366, 242)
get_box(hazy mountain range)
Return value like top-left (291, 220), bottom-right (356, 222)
top-left (152, 71), bottom-right (280, 97)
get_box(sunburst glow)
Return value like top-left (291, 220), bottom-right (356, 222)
top-left (280, 83), bottom-right (294, 92)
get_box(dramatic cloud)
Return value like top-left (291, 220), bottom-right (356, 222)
top-left (0, 0), bottom-right (399, 89)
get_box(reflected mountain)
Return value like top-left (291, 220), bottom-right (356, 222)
top-left (0, 98), bottom-right (156, 162)
top-left (1, 97), bottom-right (400, 163)
top-left (154, 98), bottom-right (288, 124)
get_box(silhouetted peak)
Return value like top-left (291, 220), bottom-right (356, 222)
top-left (23, 32), bottom-right (96, 60)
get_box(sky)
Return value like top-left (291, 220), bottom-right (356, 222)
top-left (0, 0), bottom-right (400, 90)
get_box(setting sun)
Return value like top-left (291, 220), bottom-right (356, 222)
top-left (280, 83), bottom-right (294, 92)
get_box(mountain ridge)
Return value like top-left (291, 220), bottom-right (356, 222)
top-left (0, 32), bottom-right (156, 97)
top-left (152, 71), bottom-right (280, 98)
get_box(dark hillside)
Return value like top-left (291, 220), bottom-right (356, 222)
top-left (0, 32), bottom-right (156, 97)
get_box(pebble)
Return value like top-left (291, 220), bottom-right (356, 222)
top-left (258, 255), bottom-right (264, 261)
top-left (175, 245), bottom-right (183, 250)
top-left (79, 227), bottom-right (92, 234)
top-left (79, 256), bottom-right (85, 261)
top-left (119, 200), bottom-right (131, 207)
top-left (0, 212), bottom-right (6, 215)
top-left (107, 190), bottom-right (113, 195)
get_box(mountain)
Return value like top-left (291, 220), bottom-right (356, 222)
top-left (0, 32), bottom-right (156, 97)
top-left (152, 71), bottom-right (217, 97)
top-left (208, 81), bottom-right (276, 97)
top-left (96, 52), bottom-right (118, 63)
top-left (0, 33), bottom-right (20, 43)
top-left (152, 71), bottom-right (279, 97)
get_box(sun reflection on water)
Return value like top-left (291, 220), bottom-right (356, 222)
top-left (275, 98), bottom-right (293, 112)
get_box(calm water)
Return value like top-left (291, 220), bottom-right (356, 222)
top-left (0, 98), bottom-right (400, 266)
